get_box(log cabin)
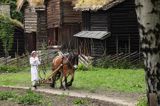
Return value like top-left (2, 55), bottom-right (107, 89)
top-left (45, 0), bottom-right (82, 50)
top-left (73, 0), bottom-right (140, 57)
top-left (16, 0), bottom-right (47, 53)
top-left (17, 0), bottom-right (81, 52)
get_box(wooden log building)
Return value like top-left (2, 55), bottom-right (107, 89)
top-left (17, 0), bottom-right (81, 52)
top-left (46, 0), bottom-right (82, 50)
top-left (17, 0), bottom-right (47, 53)
top-left (74, 0), bottom-right (140, 57)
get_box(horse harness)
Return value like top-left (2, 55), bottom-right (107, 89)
top-left (61, 53), bottom-right (78, 73)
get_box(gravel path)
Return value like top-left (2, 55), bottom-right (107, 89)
top-left (0, 86), bottom-right (138, 106)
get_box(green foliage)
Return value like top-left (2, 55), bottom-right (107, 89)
top-left (0, 0), bottom-right (23, 21)
top-left (0, 65), bottom-right (21, 73)
top-left (77, 64), bottom-right (89, 71)
top-left (73, 98), bottom-right (86, 105)
top-left (17, 89), bottom-right (43, 105)
top-left (94, 57), bottom-right (113, 68)
top-left (0, 15), bottom-right (14, 56)
top-left (0, 91), bottom-right (15, 100)
top-left (94, 56), bottom-right (144, 69)
top-left (137, 97), bottom-right (147, 106)
top-left (0, 89), bottom-right (52, 105)
top-left (115, 59), bottom-right (132, 69)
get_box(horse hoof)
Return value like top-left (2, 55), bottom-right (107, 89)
top-left (50, 84), bottom-right (55, 88)
top-left (67, 83), bottom-right (72, 87)
top-left (59, 86), bottom-right (63, 89)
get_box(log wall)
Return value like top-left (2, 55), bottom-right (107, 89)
top-left (46, 0), bottom-right (61, 28)
top-left (80, 0), bottom-right (139, 55)
top-left (24, 6), bottom-right (37, 33)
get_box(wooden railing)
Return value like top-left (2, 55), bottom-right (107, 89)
top-left (79, 51), bottom-right (143, 67)
top-left (0, 49), bottom-right (58, 67)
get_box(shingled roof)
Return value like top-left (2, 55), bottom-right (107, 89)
top-left (74, 0), bottom-right (126, 11)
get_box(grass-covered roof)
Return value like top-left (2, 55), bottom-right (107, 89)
top-left (74, 0), bottom-right (125, 11)
top-left (16, 0), bottom-right (44, 11)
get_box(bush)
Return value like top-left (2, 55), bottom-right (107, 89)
top-left (94, 57), bottom-right (112, 68)
top-left (115, 59), bottom-right (132, 69)
top-left (0, 91), bottom-right (15, 100)
top-left (0, 65), bottom-right (21, 73)
top-left (17, 89), bottom-right (43, 105)
top-left (77, 64), bottom-right (89, 71)
top-left (73, 98), bottom-right (87, 105)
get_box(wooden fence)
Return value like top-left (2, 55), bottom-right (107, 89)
top-left (0, 49), bottom-right (58, 68)
top-left (79, 51), bottom-right (143, 67)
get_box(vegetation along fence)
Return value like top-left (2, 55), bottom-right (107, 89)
top-left (0, 49), bottom-right (58, 68)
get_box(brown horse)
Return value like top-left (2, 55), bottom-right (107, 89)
top-left (51, 52), bottom-right (78, 89)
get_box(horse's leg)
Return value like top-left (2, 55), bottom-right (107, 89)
top-left (59, 74), bottom-right (67, 90)
top-left (67, 70), bottom-right (74, 87)
top-left (63, 75), bottom-right (67, 89)
top-left (59, 71), bottom-right (63, 89)
top-left (50, 71), bottom-right (60, 88)
top-left (50, 68), bottom-right (56, 88)
top-left (50, 76), bottom-right (56, 88)
top-left (62, 65), bottom-right (68, 90)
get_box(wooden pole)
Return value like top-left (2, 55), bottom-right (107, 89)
top-left (116, 35), bottom-right (119, 56)
top-left (128, 35), bottom-right (131, 61)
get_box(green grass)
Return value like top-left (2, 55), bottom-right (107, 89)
top-left (137, 97), bottom-right (147, 106)
top-left (0, 71), bottom-right (30, 86)
top-left (74, 68), bottom-right (146, 93)
top-left (0, 68), bottom-right (146, 93)
top-left (0, 89), bottom-right (51, 105)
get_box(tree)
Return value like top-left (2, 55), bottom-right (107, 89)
top-left (0, 15), bottom-right (14, 59)
top-left (0, 0), bottom-right (23, 21)
top-left (135, 0), bottom-right (160, 105)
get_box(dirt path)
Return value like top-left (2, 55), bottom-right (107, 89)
top-left (0, 86), bottom-right (142, 106)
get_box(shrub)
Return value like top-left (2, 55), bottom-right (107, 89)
top-left (0, 91), bottom-right (15, 100)
top-left (17, 89), bottom-right (43, 105)
top-left (73, 98), bottom-right (86, 105)
top-left (94, 57), bottom-right (113, 68)
top-left (77, 64), bottom-right (89, 71)
top-left (0, 65), bottom-right (21, 73)
top-left (115, 59), bottom-right (132, 69)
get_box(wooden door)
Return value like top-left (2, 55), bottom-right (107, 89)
top-left (26, 32), bottom-right (36, 53)
top-left (60, 24), bottom-right (81, 50)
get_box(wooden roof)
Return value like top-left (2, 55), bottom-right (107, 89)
top-left (74, 0), bottom-right (126, 11)
top-left (74, 31), bottom-right (111, 40)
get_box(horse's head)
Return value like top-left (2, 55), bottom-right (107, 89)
top-left (68, 51), bottom-right (79, 70)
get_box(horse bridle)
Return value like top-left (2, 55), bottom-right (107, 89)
top-left (62, 53), bottom-right (78, 70)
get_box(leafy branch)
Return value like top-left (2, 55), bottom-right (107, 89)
top-left (0, 15), bottom-right (14, 57)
